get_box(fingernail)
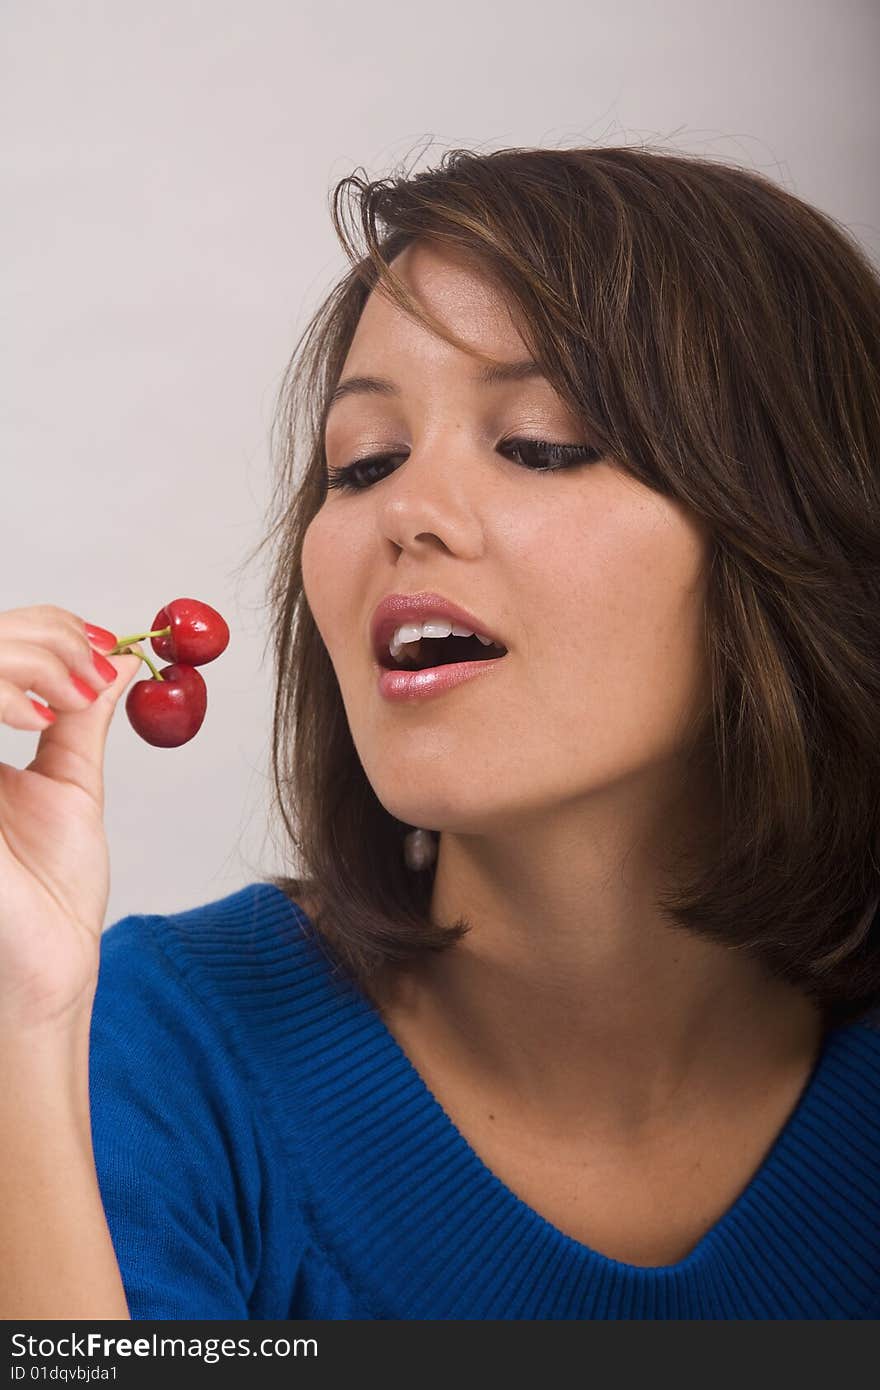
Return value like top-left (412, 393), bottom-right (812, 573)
top-left (92, 650), bottom-right (118, 683)
top-left (70, 673), bottom-right (100, 702)
top-left (83, 622), bottom-right (117, 652)
top-left (30, 698), bottom-right (56, 723)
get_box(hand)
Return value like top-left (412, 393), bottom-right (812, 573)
top-left (0, 605), bottom-right (142, 1034)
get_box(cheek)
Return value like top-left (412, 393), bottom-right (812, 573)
top-left (299, 518), bottom-right (321, 621)
top-left (301, 509), bottom-right (374, 668)
top-left (301, 512), bottom-right (346, 648)
top-left (505, 497), bottom-right (707, 756)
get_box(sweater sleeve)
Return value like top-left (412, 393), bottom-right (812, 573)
top-left (88, 912), bottom-right (271, 1320)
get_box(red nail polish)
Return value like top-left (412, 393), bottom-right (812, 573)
top-left (30, 699), bottom-right (56, 723)
top-left (70, 673), bottom-right (99, 703)
top-left (84, 622), bottom-right (117, 652)
top-left (92, 650), bottom-right (118, 683)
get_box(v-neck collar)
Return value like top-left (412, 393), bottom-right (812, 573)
top-left (252, 884), bottom-right (869, 1318)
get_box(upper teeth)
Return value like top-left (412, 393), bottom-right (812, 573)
top-left (389, 620), bottom-right (497, 661)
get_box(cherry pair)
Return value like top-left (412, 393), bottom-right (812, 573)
top-left (84, 598), bottom-right (230, 747)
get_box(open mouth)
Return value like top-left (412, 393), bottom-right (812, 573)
top-left (378, 633), bottom-right (509, 672)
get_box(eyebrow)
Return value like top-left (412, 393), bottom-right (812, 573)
top-left (325, 358), bottom-right (546, 414)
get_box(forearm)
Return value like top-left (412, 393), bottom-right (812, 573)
top-left (0, 1017), bottom-right (131, 1320)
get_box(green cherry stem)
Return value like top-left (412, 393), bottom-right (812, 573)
top-left (108, 625), bottom-right (172, 651)
top-left (104, 626), bottom-right (171, 681)
top-left (113, 639), bottom-right (164, 681)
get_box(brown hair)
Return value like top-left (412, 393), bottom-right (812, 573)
top-left (242, 142), bottom-right (880, 1029)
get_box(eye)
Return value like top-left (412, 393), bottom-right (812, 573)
top-left (499, 438), bottom-right (603, 471)
top-left (325, 451), bottom-right (408, 493)
top-left (324, 437), bottom-right (603, 493)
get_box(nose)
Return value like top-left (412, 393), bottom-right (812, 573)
top-left (375, 441), bottom-right (485, 557)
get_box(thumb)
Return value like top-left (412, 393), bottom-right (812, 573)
top-left (27, 650), bottom-right (145, 809)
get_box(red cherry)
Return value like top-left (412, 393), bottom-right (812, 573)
top-left (149, 598), bottom-right (230, 667)
top-left (124, 664), bottom-right (208, 748)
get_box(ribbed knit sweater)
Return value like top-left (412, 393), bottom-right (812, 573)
top-left (88, 881), bottom-right (880, 1319)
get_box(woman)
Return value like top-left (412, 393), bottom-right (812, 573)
top-left (2, 143), bottom-right (879, 1320)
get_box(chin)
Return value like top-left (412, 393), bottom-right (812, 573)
top-left (376, 796), bottom-right (514, 840)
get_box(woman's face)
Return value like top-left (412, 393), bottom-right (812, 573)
top-left (301, 240), bottom-right (711, 837)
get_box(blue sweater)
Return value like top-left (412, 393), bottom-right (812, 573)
top-left (88, 881), bottom-right (880, 1320)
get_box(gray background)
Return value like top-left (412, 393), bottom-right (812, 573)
top-left (2, 0), bottom-right (878, 931)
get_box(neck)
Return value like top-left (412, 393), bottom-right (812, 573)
top-left (370, 820), bottom-right (826, 1142)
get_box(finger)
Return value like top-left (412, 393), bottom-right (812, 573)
top-left (0, 606), bottom-right (120, 703)
top-left (26, 651), bottom-right (144, 810)
top-left (0, 605), bottom-right (95, 655)
top-left (0, 639), bottom-right (118, 721)
top-left (0, 682), bottom-right (64, 731)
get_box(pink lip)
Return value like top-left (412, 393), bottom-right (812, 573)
top-left (376, 654), bottom-right (507, 703)
top-left (370, 591), bottom-right (508, 665)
